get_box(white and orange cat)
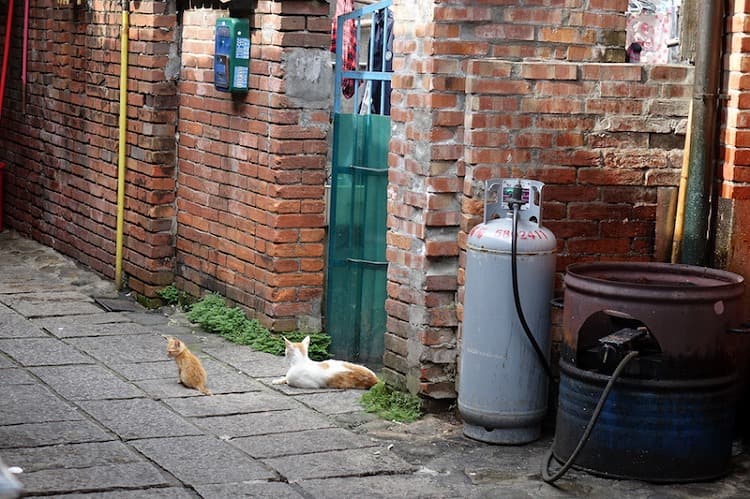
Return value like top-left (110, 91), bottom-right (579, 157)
top-left (163, 335), bottom-right (212, 395)
top-left (273, 336), bottom-right (379, 389)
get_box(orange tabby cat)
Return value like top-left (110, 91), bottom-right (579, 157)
top-left (273, 336), bottom-right (378, 389)
top-left (163, 335), bottom-right (212, 395)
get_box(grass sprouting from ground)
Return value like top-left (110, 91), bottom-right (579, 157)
top-left (184, 292), bottom-right (331, 361)
top-left (361, 381), bottom-right (423, 423)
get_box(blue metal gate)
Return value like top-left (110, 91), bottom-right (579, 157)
top-left (327, 0), bottom-right (393, 365)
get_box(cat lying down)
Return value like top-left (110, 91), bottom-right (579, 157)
top-left (163, 335), bottom-right (212, 395)
top-left (273, 336), bottom-right (378, 390)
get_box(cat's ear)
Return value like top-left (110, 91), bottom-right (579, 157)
top-left (302, 336), bottom-right (310, 348)
top-left (283, 336), bottom-right (291, 347)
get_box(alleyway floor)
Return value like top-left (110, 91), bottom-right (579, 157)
top-left (1, 230), bottom-right (749, 498)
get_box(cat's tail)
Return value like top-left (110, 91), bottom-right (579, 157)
top-left (198, 385), bottom-right (213, 396)
top-left (332, 364), bottom-right (379, 390)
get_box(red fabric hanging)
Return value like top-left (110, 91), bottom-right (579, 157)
top-left (331, 0), bottom-right (357, 99)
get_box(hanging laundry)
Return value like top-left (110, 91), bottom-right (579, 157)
top-left (369, 7), bottom-right (393, 115)
top-left (331, 0), bottom-right (358, 99)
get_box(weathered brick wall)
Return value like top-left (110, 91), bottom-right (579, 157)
top-left (385, 0), bottom-right (687, 401)
top-left (462, 60), bottom-right (692, 343)
top-left (0, 0), bottom-right (179, 295)
top-left (175, 2), bottom-right (331, 332)
top-left (718, 0), bottom-right (750, 311)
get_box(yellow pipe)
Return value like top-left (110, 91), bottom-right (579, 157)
top-left (115, 2), bottom-right (129, 289)
top-left (671, 100), bottom-right (693, 263)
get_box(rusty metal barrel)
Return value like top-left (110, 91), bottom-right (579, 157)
top-left (561, 262), bottom-right (747, 378)
top-left (552, 262), bottom-right (750, 482)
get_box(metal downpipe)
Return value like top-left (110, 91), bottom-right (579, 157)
top-left (680, 0), bottom-right (723, 266)
top-left (115, 0), bottom-right (129, 289)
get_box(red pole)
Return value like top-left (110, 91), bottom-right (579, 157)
top-left (0, 162), bottom-right (5, 232)
top-left (22, 0), bottom-right (28, 112)
top-left (0, 0), bottom-right (16, 119)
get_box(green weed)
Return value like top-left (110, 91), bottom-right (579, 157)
top-left (156, 284), bottom-right (191, 307)
top-left (361, 381), bottom-right (423, 423)
top-left (186, 293), bottom-right (331, 361)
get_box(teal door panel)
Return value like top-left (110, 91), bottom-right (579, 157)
top-left (326, 113), bottom-right (390, 365)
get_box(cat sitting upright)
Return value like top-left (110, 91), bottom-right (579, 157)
top-left (273, 336), bottom-right (378, 389)
top-left (163, 335), bottom-right (212, 395)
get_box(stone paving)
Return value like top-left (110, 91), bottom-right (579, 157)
top-left (1, 229), bottom-right (750, 498)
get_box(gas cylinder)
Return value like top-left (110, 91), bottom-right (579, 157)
top-left (458, 179), bottom-right (556, 444)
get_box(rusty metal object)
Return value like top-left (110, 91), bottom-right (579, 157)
top-left (562, 262), bottom-right (746, 378)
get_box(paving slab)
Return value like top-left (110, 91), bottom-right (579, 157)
top-left (232, 427), bottom-right (377, 458)
top-left (3, 441), bottom-right (146, 473)
top-left (66, 334), bottom-right (169, 364)
top-left (78, 398), bottom-right (204, 440)
top-left (0, 353), bottom-right (16, 368)
top-left (23, 488), bottom-right (200, 499)
top-left (297, 474), bottom-right (474, 499)
top-left (0, 384), bottom-right (82, 425)
top-left (106, 361), bottom-right (176, 381)
top-left (0, 337), bottom-right (93, 366)
top-left (203, 344), bottom-right (287, 377)
top-left (32, 312), bottom-right (133, 330)
top-left (131, 435), bottom-right (276, 485)
top-left (193, 481), bottom-right (306, 498)
top-left (94, 296), bottom-right (145, 312)
top-left (40, 321), bottom-right (153, 338)
top-left (2, 291), bottom-right (104, 318)
top-left (262, 378), bottom-right (334, 395)
top-left (191, 408), bottom-right (336, 439)
top-left (163, 391), bottom-right (297, 417)
top-left (31, 365), bottom-right (146, 400)
top-left (263, 447), bottom-right (416, 482)
top-left (0, 420), bottom-right (112, 449)
top-left (0, 313), bottom-right (48, 338)
top-left (0, 367), bottom-right (37, 384)
top-left (134, 379), bottom-right (210, 400)
top-left (15, 462), bottom-right (173, 496)
top-left (293, 390), bottom-right (368, 415)
top-left (122, 311), bottom-right (175, 326)
top-left (136, 371), bottom-right (264, 399)
top-left (0, 276), bottom-right (74, 294)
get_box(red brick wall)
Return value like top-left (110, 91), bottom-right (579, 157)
top-left (462, 60), bottom-right (692, 329)
top-left (463, 61), bottom-right (692, 269)
top-left (0, 0), bottom-right (331, 333)
top-left (0, 0), bottom-right (178, 295)
top-left (718, 0), bottom-right (750, 311)
top-left (385, 0), bottom-right (690, 400)
top-left (175, 2), bottom-right (330, 332)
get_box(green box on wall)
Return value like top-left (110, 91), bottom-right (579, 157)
top-left (214, 17), bottom-right (250, 93)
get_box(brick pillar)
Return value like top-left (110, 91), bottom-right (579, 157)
top-left (717, 0), bottom-right (750, 312)
top-left (124, 1), bottom-right (180, 297)
top-left (384, 1), bottom-right (464, 402)
top-left (176, 1), bottom-right (330, 332)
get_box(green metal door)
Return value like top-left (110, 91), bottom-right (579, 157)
top-left (327, 1), bottom-right (392, 365)
top-left (327, 114), bottom-right (389, 364)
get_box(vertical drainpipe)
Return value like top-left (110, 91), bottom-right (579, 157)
top-left (115, 0), bottom-right (129, 289)
top-left (680, 0), bottom-right (724, 266)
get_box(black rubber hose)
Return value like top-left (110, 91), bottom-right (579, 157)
top-left (511, 204), bottom-right (555, 382)
top-left (541, 350), bottom-right (639, 484)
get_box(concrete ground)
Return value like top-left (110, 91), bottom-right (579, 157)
top-left (1, 229), bottom-right (749, 498)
